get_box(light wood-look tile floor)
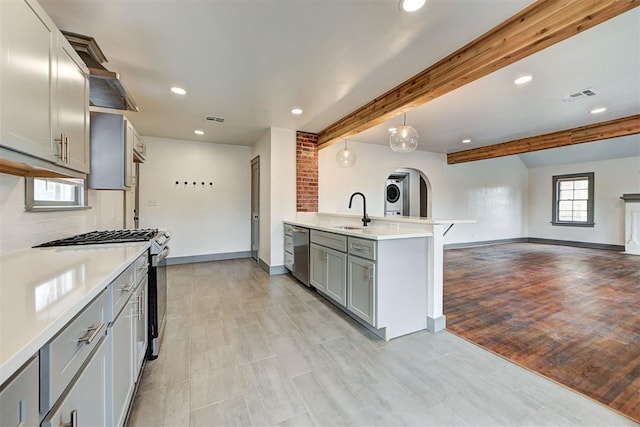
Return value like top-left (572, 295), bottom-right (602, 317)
top-left (127, 259), bottom-right (636, 427)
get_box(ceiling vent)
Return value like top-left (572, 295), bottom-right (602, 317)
top-left (204, 115), bottom-right (225, 123)
top-left (562, 87), bottom-right (599, 103)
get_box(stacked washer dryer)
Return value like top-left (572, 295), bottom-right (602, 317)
top-left (385, 173), bottom-right (409, 216)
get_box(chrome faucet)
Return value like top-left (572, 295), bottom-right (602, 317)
top-left (348, 192), bottom-right (371, 227)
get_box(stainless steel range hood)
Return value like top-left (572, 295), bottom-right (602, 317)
top-left (62, 31), bottom-right (138, 112)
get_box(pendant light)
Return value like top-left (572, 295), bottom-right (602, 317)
top-left (336, 139), bottom-right (356, 168)
top-left (389, 112), bottom-right (419, 152)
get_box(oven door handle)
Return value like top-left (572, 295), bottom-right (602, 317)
top-left (153, 246), bottom-right (170, 266)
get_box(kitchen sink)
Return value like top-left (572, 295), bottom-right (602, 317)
top-left (333, 226), bottom-right (363, 230)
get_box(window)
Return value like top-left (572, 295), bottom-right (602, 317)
top-left (25, 177), bottom-right (89, 211)
top-left (552, 172), bottom-right (594, 227)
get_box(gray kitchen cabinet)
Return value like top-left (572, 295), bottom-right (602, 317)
top-left (347, 255), bottom-right (376, 327)
top-left (0, 0), bottom-right (89, 174)
top-left (54, 33), bottom-right (90, 173)
top-left (310, 242), bottom-right (347, 307)
top-left (89, 112), bottom-right (136, 190)
top-left (109, 251), bottom-right (148, 427)
top-left (0, 356), bottom-right (39, 427)
top-left (133, 275), bottom-right (148, 377)
top-left (41, 336), bottom-right (109, 427)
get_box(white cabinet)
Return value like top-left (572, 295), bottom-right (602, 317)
top-left (347, 255), bottom-right (376, 327)
top-left (89, 112), bottom-right (137, 189)
top-left (0, 0), bottom-right (89, 173)
top-left (0, 356), bottom-right (39, 427)
top-left (41, 337), bottom-right (109, 427)
top-left (110, 298), bottom-right (134, 427)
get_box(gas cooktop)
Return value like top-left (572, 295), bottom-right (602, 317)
top-left (34, 229), bottom-right (159, 247)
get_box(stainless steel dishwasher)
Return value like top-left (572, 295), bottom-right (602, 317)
top-left (285, 225), bottom-right (310, 286)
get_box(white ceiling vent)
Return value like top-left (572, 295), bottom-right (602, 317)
top-left (562, 87), bottom-right (599, 103)
top-left (204, 115), bottom-right (225, 123)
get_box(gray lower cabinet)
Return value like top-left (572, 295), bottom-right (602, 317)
top-left (347, 255), bottom-right (376, 327)
top-left (110, 299), bottom-right (134, 427)
top-left (0, 356), bottom-right (39, 427)
top-left (41, 336), bottom-right (109, 427)
top-left (310, 243), bottom-right (347, 307)
top-left (133, 275), bottom-right (148, 378)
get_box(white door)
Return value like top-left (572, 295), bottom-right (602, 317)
top-left (251, 156), bottom-right (260, 261)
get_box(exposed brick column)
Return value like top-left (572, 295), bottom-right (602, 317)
top-left (296, 131), bottom-right (318, 212)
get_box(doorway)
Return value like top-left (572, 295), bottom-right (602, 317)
top-left (384, 168), bottom-right (432, 217)
top-left (250, 156), bottom-right (260, 261)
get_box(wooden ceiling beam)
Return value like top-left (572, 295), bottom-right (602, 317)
top-left (316, 0), bottom-right (638, 150)
top-left (446, 115), bottom-right (640, 164)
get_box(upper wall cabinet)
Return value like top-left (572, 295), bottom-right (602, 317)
top-left (0, 0), bottom-right (89, 174)
top-left (89, 111), bottom-right (137, 190)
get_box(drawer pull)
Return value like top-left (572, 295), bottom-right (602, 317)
top-left (76, 323), bottom-right (104, 345)
top-left (59, 409), bottom-right (77, 427)
top-left (120, 282), bottom-right (135, 293)
top-left (352, 244), bottom-right (369, 252)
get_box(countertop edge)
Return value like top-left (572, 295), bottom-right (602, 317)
top-left (0, 243), bottom-right (150, 386)
top-left (284, 220), bottom-right (433, 240)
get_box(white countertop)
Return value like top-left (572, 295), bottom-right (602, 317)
top-left (286, 213), bottom-right (475, 240)
top-left (0, 243), bottom-right (149, 385)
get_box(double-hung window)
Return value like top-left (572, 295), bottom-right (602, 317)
top-left (552, 172), bottom-right (594, 227)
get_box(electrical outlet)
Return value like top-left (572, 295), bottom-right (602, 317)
top-left (148, 198), bottom-right (158, 206)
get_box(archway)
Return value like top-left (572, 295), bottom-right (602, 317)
top-left (383, 167), bottom-right (432, 218)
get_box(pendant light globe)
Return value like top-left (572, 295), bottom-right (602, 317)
top-left (336, 139), bottom-right (357, 167)
top-left (389, 113), bottom-right (419, 152)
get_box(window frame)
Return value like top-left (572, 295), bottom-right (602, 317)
top-left (551, 172), bottom-right (594, 227)
top-left (25, 177), bottom-right (90, 212)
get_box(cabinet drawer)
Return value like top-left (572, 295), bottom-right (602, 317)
top-left (284, 223), bottom-right (293, 237)
top-left (134, 252), bottom-right (149, 285)
top-left (284, 234), bottom-right (293, 254)
top-left (284, 251), bottom-right (294, 271)
top-left (348, 237), bottom-right (377, 261)
top-left (109, 263), bottom-right (136, 322)
top-left (40, 290), bottom-right (107, 413)
top-left (41, 336), bottom-right (108, 427)
top-left (311, 230), bottom-right (347, 252)
top-left (0, 356), bottom-right (39, 427)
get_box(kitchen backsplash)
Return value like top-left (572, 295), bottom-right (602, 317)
top-left (0, 174), bottom-right (124, 255)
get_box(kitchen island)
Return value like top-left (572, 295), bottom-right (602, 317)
top-left (285, 213), bottom-right (474, 339)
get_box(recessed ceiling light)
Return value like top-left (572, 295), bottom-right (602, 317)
top-left (291, 108), bottom-right (303, 115)
top-left (514, 75), bottom-right (533, 85)
top-left (399, 0), bottom-right (426, 12)
top-left (462, 139), bottom-right (471, 144)
top-left (194, 130), bottom-right (204, 135)
top-left (388, 127), bottom-right (397, 133)
top-left (590, 107), bottom-right (607, 114)
top-left (170, 86), bottom-right (186, 95)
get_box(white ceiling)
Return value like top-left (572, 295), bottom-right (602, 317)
top-left (39, 0), bottom-right (639, 162)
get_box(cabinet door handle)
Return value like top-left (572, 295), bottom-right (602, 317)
top-left (368, 267), bottom-right (374, 281)
top-left (64, 135), bottom-right (70, 163)
top-left (59, 409), bottom-right (78, 427)
top-left (138, 293), bottom-right (143, 320)
top-left (120, 282), bottom-right (135, 293)
top-left (76, 322), bottom-right (104, 345)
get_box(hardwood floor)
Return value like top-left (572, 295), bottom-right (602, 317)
top-left (127, 258), bottom-right (635, 426)
top-left (444, 243), bottom-right (640, 424)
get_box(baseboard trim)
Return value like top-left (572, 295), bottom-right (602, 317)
top-left (428, 315), bottom-right (446, 332)
top-left (445, 238), bottom-right (528, 250)
top-left (445, 237), bottom-right (624, 252)
top-left (165, 251), bottom-right (252, 266)
top-left (527, 238), bottom-right (625, 252)
top-left (258, 258), bottom-right (288, 276)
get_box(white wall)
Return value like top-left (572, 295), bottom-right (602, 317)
top-left (319, 141), bottom-right (529, 244)
top-left (139, 136), bottom-right (252, 259)
top-left (0, 174), bottom-right (124, 255)
top-left (528, 156), bottom-right (640, 245)
top-left (251, 127), bottom-right (296, 268)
